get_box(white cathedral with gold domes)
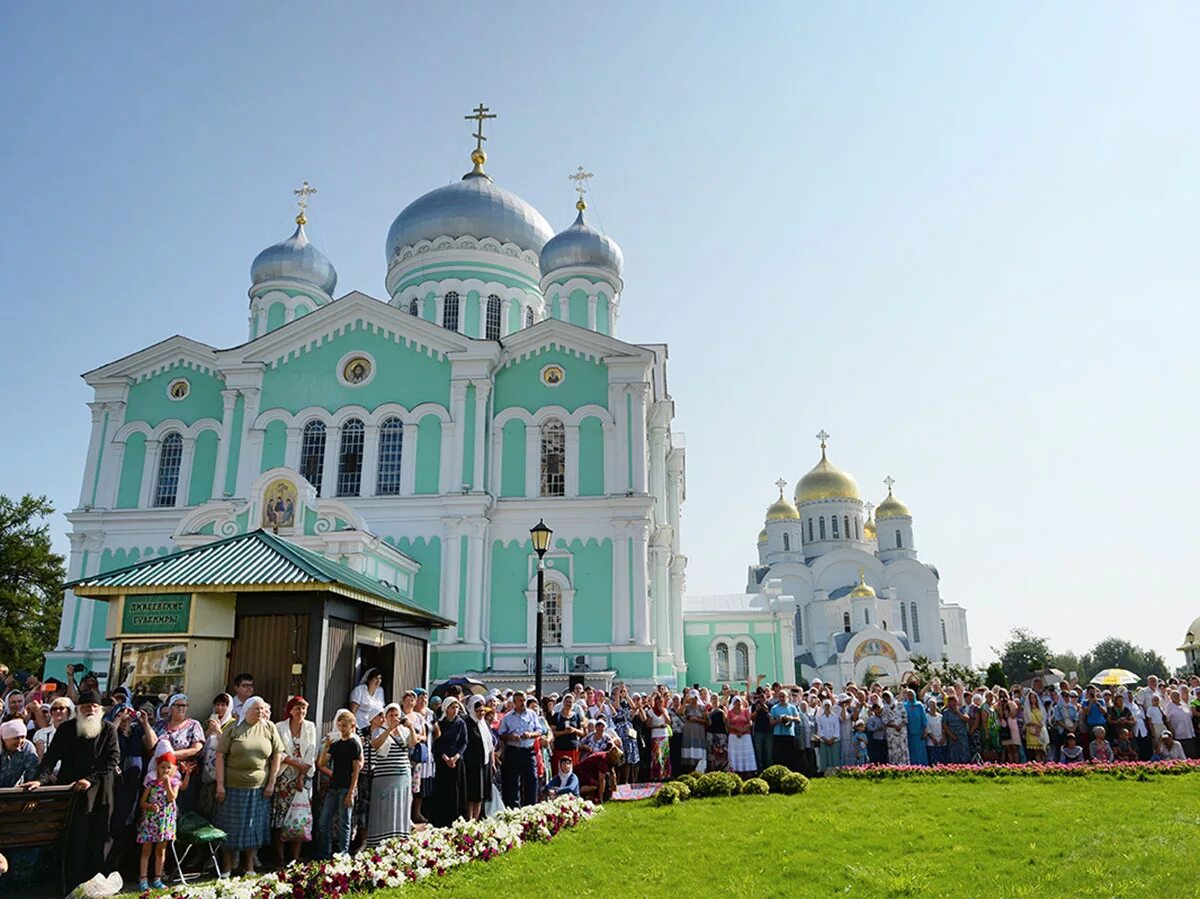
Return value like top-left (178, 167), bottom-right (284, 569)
top-left (682, 432), bottom-right (970, 688)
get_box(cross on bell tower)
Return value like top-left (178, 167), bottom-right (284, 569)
top-left (884, 475), bottom-right (896, 494)
top-left (568, 166), bottom-right (593, 212)
top-left (292, 180), bottom-right (317, 225)
top-left (464, 103), bottom-right (497, 177)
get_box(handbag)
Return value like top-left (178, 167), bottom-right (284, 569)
top-left (410, 741), bottom-right (428, 764)
top-left (281, 789), bottom-right (312, 842)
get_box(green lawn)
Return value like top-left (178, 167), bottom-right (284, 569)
top-left (382, 776), bottom-right (1200, 897)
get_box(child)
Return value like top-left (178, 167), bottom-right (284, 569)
top-left (316, 709), bottom-right (362, 858)
top-left (543, 756), bottom-right (580, 798)
top-left (924, 701), bottom-right (945, 766)
top-left (138, 750), bottom-right (188, 891)
top-left (852, 720), bottom-right (870, 766)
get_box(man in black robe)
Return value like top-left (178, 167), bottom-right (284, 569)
top-left (23, 689), bottom-right (120, 892)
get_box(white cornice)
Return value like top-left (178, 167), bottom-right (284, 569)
top-left (84, 336), bottom-right (222, 385)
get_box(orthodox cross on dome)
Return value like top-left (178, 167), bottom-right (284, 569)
top-left (815, 429), bottom-right (830, 456)
top-left (292, 180), bottom-right (317, 225)
top-left (883, 475), bottom-right (896, 494)
top-left (465, 102), bottom-right (497, 162)
top-left (774, 477), bottom-right (788, 496)
top-left (569, 166), bottom-right (593, 211)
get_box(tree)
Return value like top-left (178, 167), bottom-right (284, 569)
top-left (993, 628), bottom-right (1051, 685)
top-left (906, 654), bottom-right (983, 690)
top-left (0, 494), bottom-right (65, 676)
top-left (984, 661), bottom-right (1007, 688)
top-left (1080, 637), bottom-right (1168, 682)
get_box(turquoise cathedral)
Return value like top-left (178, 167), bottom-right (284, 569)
top-left (49, 117), bottom-right (698, 691)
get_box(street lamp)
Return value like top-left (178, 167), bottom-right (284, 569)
top-left (530, 519), bottom-right (553, 700)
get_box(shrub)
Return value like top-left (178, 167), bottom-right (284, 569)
top-left (760, 765), bottom-right (791, 793)
top-left (740, 777), bottom-right (770, 796)
top-left (778, 772), bottom-right (810, 795)
top-left (692, 771), bottom-right (742, 798)
top-left (673, 773), bottom-right (700, 792)
top-left (654, 782), bottom-right (690, 806)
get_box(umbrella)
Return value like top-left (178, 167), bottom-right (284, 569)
top-left (1021, 667), bottom-right (1065, 687)
top-left (1089, 668), bottom-right (1139, 686)
top-left (432, 676), bottom-right (487, 699)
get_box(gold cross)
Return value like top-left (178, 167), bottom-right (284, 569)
top-left (292, 180), bottom-right (317, 225)
top-left (569, 166), bottom-right (593, 210)
top-left (815, 429), bottom-right (830, 449)
top-left (774, 478), bottom-right (788, 496)
top-left (884, 475), bottom-right (896, 493)
top-left (465, 103), bottom-right (497, 154)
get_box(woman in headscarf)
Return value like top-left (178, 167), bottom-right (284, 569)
top-left (199, 693), bottom-right (233, 816)
top-left (349, 668), bottom-right (386, 730)
top-left (725, 695), bottom-right (757, 776)
top-left (272, 696), bottom-right (316, 865)
top-left (681, 691), bottom-right (709, 772)
top-left (400, 691), bottom-right (429, 825)
top-left (463, 696), bottom-right (492, 820)
top-left (214, 696), bottom-right (285, 876)
top-left (644, 693), bottom-right (672, 781)
top-left (412, 691), bottom-right (438, 824)
top-left (150, 693), bottom-right (204, 812)
top-left (881, 691), bottom-right (910, 765)
top-left (429, 698), bottom-right (469, 827)
top-left (367, 702), bottom-right (416, 846)
top-left (610, 684), bottom-right (642, 784)
top-left (32, 696), bottom-right (73, 761)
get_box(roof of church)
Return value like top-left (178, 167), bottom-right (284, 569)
top-left (68, 529), bottom-right (452, 627)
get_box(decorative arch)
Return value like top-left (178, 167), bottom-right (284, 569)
top-left (524, 564), bottom-right (576, 649)
top-left (707, 635), bottom-right (757, 685)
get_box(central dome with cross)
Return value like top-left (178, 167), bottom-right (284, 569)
top-left (795, 430), bottom-right (861, 504)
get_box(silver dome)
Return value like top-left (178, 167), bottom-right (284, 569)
top-left (250, 222), bottom-right (337, 296)
top-left (539, 208), bottom-right (623, 277)
top-left (386, 173), bottom-right (554, 261)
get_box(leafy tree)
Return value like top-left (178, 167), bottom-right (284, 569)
top-left (984, 661), bottom-right (1007, 688)
top-left (906, 654), bottom-right (983, 690)
top-left (993, 628), bottom-right (1051, 685)
top-left (0, 495), bottom-right (65, 676)
top-left (1047, 650), bottom-right (1084, 681)
top-left (1080, 638), bottom-right (1168, 681)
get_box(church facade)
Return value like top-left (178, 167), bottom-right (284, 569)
top-left (49, 118), bottom-right (688, 691)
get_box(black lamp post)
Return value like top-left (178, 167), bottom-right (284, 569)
top-left (529, 518), bottom-right (553, 700)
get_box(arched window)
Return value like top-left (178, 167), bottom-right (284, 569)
top-left (882, 620), bottom-right (887, 630)
top-left (540, 418), bottom-right (565, 497)
top-left (375, 417), bottom-right (403, 495)
top-left (900, 601), bottom-right (908, 634)
top-left (153, 432), bottom-right (183, 507)
top-left (795, 609), bottom-right (803, 644)
top-left (486, 294), bottom-right (502, 339)
top-left (807, 519), bottom-right (813, 542)
top-left (734, 644), bottom-right (749, 681)
top-left (895, 529), bottom-right (903, 549)
top-left (442, 291), bottom-right (459, 331)
top-left (864, 609), bottom-right (871, 625)
top-left (941, 619), bottom-right (948, 645)
top-left (336, 418), bottom-right (364, 496)
top-left (715, 643), bottom-right (730, 681)
top-left (782, 532), bottom-right (790, 550)
top-left (843, 611), bottom-right (851, 633)
top-left (542, 580), bottom-right (563, 645)
top-left (831, 516), bottom-right (840, 538)
top-left (844, 516), bottom-right (850, 539)
top-left (525, 307), bottom-right (534, 328)
top-left (300, 420), bottom-right (327, 494)
top-left (818, 517), bottom-right (826, 540)
top-left (408, 298), bottom-right (420, 316)
top-left (910, 603), bottom-right (921, 642)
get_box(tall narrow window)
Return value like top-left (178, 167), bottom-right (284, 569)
top-left (832, 516), bottom-right (840, 538)
top-left (300, 420), bottom-right (327, 495)
top-left (900, 600), bottom-right (908, 634)
top-left (540, 418), bottom-right (566, 496)
top-left (941, 619), bottom-right (948, 645)
top-left (782, 532), bottom-right (790, 550)
top-left (844, 515), bottom-right (851, 539)
top-left (408, 298), bottom-right (420, 316)
top-left (819, 517), bottom-right (826, 540)
top-left (542, 580), bottom-right (563, 645)
top-left (734, 644), bottom-right (749, 680)
top-left (715, 643), bottom-right (730, 681)
top-left (864, 609), bottom-right (871, 625)
top-left (910, 603), bottom-right (921, 642)
top-left (854, 517), bottom-right (861, 540)
top-left (525, 307), bottom-right (534, 328)
top-left (895, 529), bottom-right (903, 549)
top-left (442, 291), bottom-right (459, 331)
top-left (376, 417), bottom-right (404, 495)
top-left (486, 294), bottom-right (502, 339)
top-left (795, 609), bottom-right (803, 644)
top-left (153, 432), bottom-right (183, 507)
top-left (843, 611), bottom-right (851, 633)
top-left (336, 418), bottom-right (364, 496)
top-left (807, 519), bottom-right (814, 542)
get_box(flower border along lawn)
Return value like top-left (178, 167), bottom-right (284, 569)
top-left (391, 775), bottom-right (1200, 898)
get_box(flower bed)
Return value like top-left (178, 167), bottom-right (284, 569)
top-left (834, 759), bottom-right (1200, 780)
top-left (160, 796), bottom-right (598, 899)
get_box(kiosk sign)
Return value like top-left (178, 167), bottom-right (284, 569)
top-left (122, 595), bottom-right (191, 634)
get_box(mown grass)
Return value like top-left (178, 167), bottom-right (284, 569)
top-left (383, 775), bottom-right (1200, 898)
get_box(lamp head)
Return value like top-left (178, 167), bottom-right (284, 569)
top-left (530, 518), bottom-right (553, 557)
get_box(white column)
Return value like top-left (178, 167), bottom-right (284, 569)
top-left (448, 380), bottom-right (468, 492)
top-left (564, 424), bottom-right (580, 497)
top-left (464, 521), bottom-right (486, 644)
top-left (611, 528), bottom-right (630, 643)
top-left (631, 522), bottom-right (651, 645)
top-left (138, 438), bottom-right (160, 508)
top-left (78, 403), bottom-right (108, 508)
top-left (175, 438), bottom-right (196, 508)
top-left (608, 384), bottom-right (628, 492)
top-left (629, 383), bottom-right (649, 494)
top-left (441, 523), bottom-right (462, 641)
top-left (320, 423), bottom-right (339, 498)
top-left (361, 423), bottom-right (380, 497)
top-left (670, 555), bottom-right (687, 668)
top-left (400, 423), bottom-right (418, 495)
top-left (525, 424), bottom-right (539, 498)
top-left (283, 426), bottom-right (302, 472)
top-left (234, 388), bottom-right (261, 498)
top-left (477, 300), bottom-right (487, 338)
top-left (649, 425), bottom-right (667, 512)
top-left (94, 402), bottom-right (126, 509)
top-left (56, 532), bottom-right (89, 650)
top-left (651, 545), bottom-right (671, 658)
top-left (472, 380), bottom-right (490, 492)
top-left (587, 295), bottom-right (598, 331)
top-left (73, 535), bottom-right (105, 653)
top-left (212, 389), bottom-right (239, 497)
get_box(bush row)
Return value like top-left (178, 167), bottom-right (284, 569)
top-left (654, 767), bottom-right (809, 806)
top-left (834, 759), bottom-right (1200, 780)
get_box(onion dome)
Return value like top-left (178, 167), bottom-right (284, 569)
top-left (765, 487), bottom-right (800, 521)
top-left (848, 569), bottom-right (876, 599)
top-left (864, 506), bottom-right (878, 542)
top-left (540, 202), bottom-right (624, 277)
top-left (876, 478), bottom-right (911, 520)
top-left (757, 528), bottom-right (768, 546)
top-left (385, 150), bottom-right (553, 261)
top-left (251, 215), bottom-right (337, 295)
top-left (1178, 616), bottom-right (1200, 651)
top-left (795, 433), bottom-right (860, 504)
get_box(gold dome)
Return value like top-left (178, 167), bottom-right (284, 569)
top-left (864, 515), bottom-right (877, 541)
top-left (766, 489), bottom-right (800, 521)
top-left (875, 479), bottom-right (911, 520)
top-left (795, 435), bottom-right (860, 504)
top-left (757, 528), bottom-right (768, 545)
top-left (849, 568), bottom-right (876, 599)
top-left (1178, 616), bottom-right (1200, 651)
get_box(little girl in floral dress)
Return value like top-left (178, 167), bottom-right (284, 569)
top-left (138, 750), bottom-right (188, 891)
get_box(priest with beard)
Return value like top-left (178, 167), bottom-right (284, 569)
top-left (22, 689), bottom-right (119, 891)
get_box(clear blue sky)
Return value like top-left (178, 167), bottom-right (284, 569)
top-left (2, 3), bottom-right (1197, 669)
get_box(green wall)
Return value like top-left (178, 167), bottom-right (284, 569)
top-left (578, 417), bottom-right (605, 496)
top-left (187, 429), bottom-right (219, 505)
top-left (493, 347), bottom-right (608, 414)
top-left (383, 536), bottom-right (442, 614)
top-left (565, 538), bottom-right (612, 644)
top-left (116, 433), bottom-right (146, 508)
top-left (414, 414), bottom-right (442, 493)
top-left (489, 539), bottom-right (531, 644)
top-left (261, 419), bottom-right (287, 472)
top-left (500, 419), bottom-right (526, 497)
top-left (682, 621), bottom-right (781, 688)
top-left (124, 364), bottom-right (225, 429)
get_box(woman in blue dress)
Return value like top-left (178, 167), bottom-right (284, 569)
top-left (611, 686), bottom-right (641, 784)
top-left (942, 694), bottom-right (971, 764)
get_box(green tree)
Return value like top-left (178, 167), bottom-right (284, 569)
top-left (993, 628), bottom-right (1051, 685)
top-left (907, 654), bottom-right (983, 690)
top-left (984, 661), bottom-right (1007, 687)
top-left (0, 494), bottom-right (65, 676)
top-left (1080, 638), bottom-right (1168, 681)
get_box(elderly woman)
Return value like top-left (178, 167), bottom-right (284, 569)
top-left (881, 692), bottom-right (910, 766)
top-left (349, 668), bottom-right (386, 730)
top-left (645, 693), bottom-right (672, 781)
top-left (367, 702), bottom-right (416, 845)
top-left (724, 695), bottom-right (756, 776)
top-left (272, 696), bottom-right (316, 865)
top-left (149, 693), bottom-right (204, 812)
top-left (611, 685), bottom-right (642, 784)
top-left (1089, 726), bottom-right (1114, 762)
top-left (941, 694), bottom-right (969, 764)
top-left (32, 696), bottom-right (74, 761)
top-left (681, 691), bottom-right (709, 772)
top-left (401, 692), bottom-right (429, 825)
top-left (429, 698), bottom-right (469, 827)
top-left (215, 697), bottom-right (285, 875)
top-left (462, 696), bottom-right (493, 821)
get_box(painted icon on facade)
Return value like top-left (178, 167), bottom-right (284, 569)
top-left (541, 364), bottom-right (565, 386)
top-left (342, 357), bottom-right (371, 385)
top-left (263, 478), bottom-right (297, 530)
top-left (167, 378), bottom-right (190, 400)
top-left (853, 638), bottom-right (897, 662)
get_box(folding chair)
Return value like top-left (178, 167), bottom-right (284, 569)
top-left (172, 811), bottom-right (228, 883)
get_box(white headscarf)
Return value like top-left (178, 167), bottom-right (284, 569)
top-left (328, 707), bottom-right (362, 744)
top-left (466, 695), bottom-right (492, 762)
top-left (238, 696), bottom-right (267, 724)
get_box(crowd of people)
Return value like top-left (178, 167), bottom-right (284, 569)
top-left (1, 660), bottom-right (1198, 893)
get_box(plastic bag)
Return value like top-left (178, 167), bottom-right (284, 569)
top-left (280, 790), bottom-right (312, 842)
top-left (67, 871), bottom-right (123, 898)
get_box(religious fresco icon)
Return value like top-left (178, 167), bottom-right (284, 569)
top-left (342, 357), bottom-right (371, 385)
top-left (854, 638), bottom-right (897, 663)
top-left (541, 364), bottom-right (565, 386)
top-left (262, 479), bottom-right (298, 530)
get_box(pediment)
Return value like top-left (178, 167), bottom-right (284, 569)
top-left (84, 335), bottom-right (221, 385)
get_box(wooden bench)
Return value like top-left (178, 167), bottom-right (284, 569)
top-left (0, 785), bottom-right (76, 895)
